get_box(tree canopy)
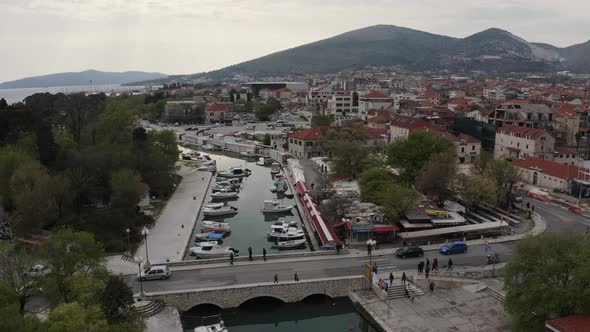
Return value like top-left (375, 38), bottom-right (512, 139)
top-left (505, 233), bottom-right (590, 331)
top-left (386, 131), bottom-right (454, 184)
top-left (311, 113), bottom-right (333, 127)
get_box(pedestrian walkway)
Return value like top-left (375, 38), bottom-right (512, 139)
top-left (136, 165), bottom-right (212, 264)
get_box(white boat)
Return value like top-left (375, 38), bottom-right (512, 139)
top-left (267, 227), bottom-right (305, 241)
top-left (274, 179), bottom-right (288, 193)
top-left (212, 185), bottom-right (233, 192)
top-left (202, 144), bottom-right (215, 151)
top-left (257, 157), bottom-right (265, 166)
top-left (197, 164), bottom-right (217, 172)
top-left (269, 220), bottom-right (298, 233)
top-left (202, 220), bottom-right (230, 231)
top-left (261, 200), bottom-right (293, 214)
top-left (203, 205), bottom-right (238, 216)
top-left (240, 151), bottom-right (255, 158)
top-left (269, 186), bottom-right (277, 193)
top-left (191, 244), bottom-right (239, 259)
top-left (270, 162), bottom-right (281, 174)
top-left (194, 315), bottom-right (228, 332)
top-left (218, 166), bottom-right (251, 178)
top-left (210, 189), bottom-right (239, 199)
top-left (204, 203), bottom-right (225, 209)
top-left (189, 241), bottom-right (221, 255)
top-left (272, 239), bottom-right (307, 249)
top-left (197, 155), bottom-right (216, 166)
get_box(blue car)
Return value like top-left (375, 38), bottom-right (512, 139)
top-left (439, 241), bottom-right (468, 255)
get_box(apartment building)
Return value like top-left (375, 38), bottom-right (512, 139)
top-left (494, 124), bottom-right (555, 160)
top-left (358, 90), bottom-right (393, 117)
top-left (326, 92), bottom-right (358, 118)
top-left (488, 102), bottom-right (553, 129)
top-left (164, 101), bottom-right (204, 123)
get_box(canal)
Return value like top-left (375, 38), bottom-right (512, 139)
top-left (181, 296), bottom-right (378, 332)
top-left (181, 148), bottom-right (310, 259)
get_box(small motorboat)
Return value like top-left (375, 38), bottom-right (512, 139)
top-left (269, 186), bottom-right (277, 193)
top-left (203, 205), bottom-right (238, 217)
top-left (272, 239), bottom-right (307, 249)
top-left (269, 220), bottom-right (298, 233)
top-left (210, 189), bottom-right (239, 199)
top-left (204, 203), bottom-right (225, 209)
top-left (194, 232), bottom-right (224, 242)
top-left (274, 179), bottom-right (288, 193)
top-left (267, 227), bottom-right (305, 241)
top-left (190, 241), bottom-right (220, 249)
top-left (197, 164), bottom-right (217, 172)
top-left (261, 200), bottom-right (293, 214)
top-left (212, 185), bottom-right (233, 192)
top-left (202, 144), bottom-right (215, 151)
top-left (191, 244), bottom-right (239, 259)
top-left (194, 314), bottom-right (228, 332)
top-left (270, 162), bottom-right (281, 174)
top-left (199, 229), bottom-right (230, 235)
top-left (202, 220), bottom-right (230, 231)
top-left (217, 166), bottom-right (251, 178)
top-left (256, 157), bottom-right (265, 166)
top-left (240, 151), bottom-right (255, 158)
top-left (197, 155), bottom-right (216, 166)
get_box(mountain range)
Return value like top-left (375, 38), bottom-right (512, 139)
top-left (206, 25), bottom-right (590, 78)
top-left (0, 70), bottom-right (167, 89)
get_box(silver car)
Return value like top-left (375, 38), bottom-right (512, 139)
top-left (138, 265), bottom-right (170, 281)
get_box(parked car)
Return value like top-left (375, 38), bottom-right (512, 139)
top-left (395, 245), bottom-right (424, 258)
top-left (439, 241), bottom-right (468, 255)
top-left (138, 265), bottom-right (170, 281)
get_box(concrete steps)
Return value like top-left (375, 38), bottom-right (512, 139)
top-left (121, 254), bottom-right (135, 263)
top-left (386, 283), bottom-right (423, 300)
top-left (133, 300), bottom-right (165, 317)
top-left (481, 286), bottom-right (505, 304)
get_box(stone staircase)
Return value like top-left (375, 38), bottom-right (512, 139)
top-left (387, 283), bottom-right (424, 300)
top-left (481, 286), bottom-right (506, 304)
top-left (121, 254), bottom-right (135, 263)
top-left (133, 300), bottom-right (165, 318)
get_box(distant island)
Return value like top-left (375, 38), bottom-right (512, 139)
top-left (0, 69), bottom-right (167, 89)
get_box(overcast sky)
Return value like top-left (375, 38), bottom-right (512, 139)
top-left (1, 0), bottom-right (589, 82)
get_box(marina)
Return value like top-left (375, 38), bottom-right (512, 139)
top-left (181, 148), bottom-right (309, 259)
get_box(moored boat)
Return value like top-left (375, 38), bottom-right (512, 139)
top-left (203, 205), bottom-right (238, 217)
top-left (267, 227), bottom-right (305, 241)
top-left (270, 162), bottom-right (281, 174)
top-left (193, 314), bottom-right (228, 332)
top-left (201, 220), bottom-right (231, 231)
top-left (217, 166), bottom-right (251, 178)
top-left (191, 244), bottom-right (239, 259)
top-left (210, 189), bottom-right (239, 199)
top-left (261, 200), bottom-right (293, 214)
top-left (272, 239), bottom-right (307, 249)
top-left (256, 157), bottom-right (265, 166)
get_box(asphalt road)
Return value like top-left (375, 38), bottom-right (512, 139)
top-left (526, 199), bottom-right (589, 233)
top-left (124, 242), bottom-right (516, 293)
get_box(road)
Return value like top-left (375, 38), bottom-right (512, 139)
top-left (527, 199), bottom-right (590, 233)
top-left (124, 242), bottom-right (516, 293)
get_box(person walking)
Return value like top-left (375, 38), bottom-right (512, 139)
top-left (425, 264), bottom-right (430, 278)
top-left (372, 263), bottom-right (378, 275)
top-left (447, 258), bottom-right (453, 271)
top-left (429, 281), bottom-right (435, 293)
top-left (426, 258), bottom-right (430, 270)
top-left (263, 248), bottom-right (267, 261)
top-left (432, 258), bottom-right (438, 272)
top-left (367, 243), bottom-right (372, 257)
top-left (294, 272), bottom-right (299, 281)
top-left (389, 272), bottom-right (394, 286)
top-left (418, 261), bottom-right (424, 274)
top-left (248, 246), bottom-right (253, 261)
top-left (229, 252), bottom-right (234, 265)
top-left (401, 272), bottom-right (407, 285)
top-left (273, 274), bottom-right (279, 283)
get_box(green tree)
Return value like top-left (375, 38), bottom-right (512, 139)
top-left (311, 113), bottom-right (333, 127)
top-left (461, 175), bottom-right (497, 209)
top-left (358, 168), bottom-right (395, 203)
top-left (0, 244), bottom-right (42, 313)
top-left (387, 131), bottom-right (454, 184)
top-left (381, 184), bottom-right (422, 222)
top-left (505, 233), bottom-right (590, 331)
top-left (43, 228), bottom-right (105, 304)
top-left (0, 97), bottom-right (8, 110)
top-left (416, 152), bottom-right (456, 206)
top-left (484, 160), bottom-right (521, 208)
top-left (323, 125), bottom-right (370, 179)
top-left (56, 93), bottom-right (107, 145)
top-left (0, 286), bottom-right (44, 332)
top-left (473, 150), bottom-right (493, 175)
top-left (9, 162), bottom-right (58, 234)
top-left (93, 101), bottom-right (137, 145)
top-left (110, 169), bottom-right (141, 210)
top-left (0, 146), bottom-right (36, 208)
top-left (47, 302), bottom-right (109, 332)
top-left (100, 276), bottom-right (134, 322)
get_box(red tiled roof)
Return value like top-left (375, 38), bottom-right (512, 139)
top-left (367, 113), bottom-right (390, 124)
top-left (288, 127), bottom-right (327, 141)
top-left (206, 103), bottom-right (226, 112)
top-left (555, 146), bottom-right (578, 154)
top-left (429, 130), bottom-right (480, 144)
top-left (512, 157), bottom-right (583, 180)
top-left (496, 124), bottom-right (547, 140)
top-left (367, 109), bottom-right (390, 116)
top-left (390, 115), bottom-right (431, 130)
top-left (362, 90), bottom-right (390, 99)
top-left (554, 104), bottom-right (579, 118)
top-left (546, 315), bottom-right (590, 332)
top-left (366, 127), bottom-right (389, 139)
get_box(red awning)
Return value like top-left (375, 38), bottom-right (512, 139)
top-left (295, 181), bottom-right (309, 195)
top-left (373, 225), bottom-right (400, 234)
top-left (302, 192), bottom-right (341, 247)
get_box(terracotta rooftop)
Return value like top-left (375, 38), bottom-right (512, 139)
top-left (546, 315), bottom-right (590, 332)
top-left (362, 90), bottom-right (390, 99)
top-left (206, 103), bottom-right (226, 112)
top-left (496, 124), bottom-right (548, 140)
top-left (288, 126), bottom-right (327, 141)
top-left (390, 115), bottom-right (432, 130)
top-left (512, 157), bottom-right (583, 180)
top-left (554, 104), bottom-right (579, 118)
top-left (429, 130), bottom-right (480, 144)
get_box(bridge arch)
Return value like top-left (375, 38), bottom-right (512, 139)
top-left (238, 295), bottom-right (287, 308)
top-left (300, 293), bottom-right (334, 303)
top-left (185, 303), bottom-right (223, 315)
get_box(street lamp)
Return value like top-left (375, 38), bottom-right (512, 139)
top-left (134, 256), bottom-right (144, 295)
top-left (366, 239), bottom-right (377, 276)
top-left (141, 227), bottom-right (150, 268)
top-left (126, 228), bottom-right (131, 255)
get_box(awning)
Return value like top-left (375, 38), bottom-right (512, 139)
top-left (373, 225), bottom-right (400, 234)
top-left (295, 181), bottom-right (308, 195)
top-left (302, 192), bottom-right (341, 247)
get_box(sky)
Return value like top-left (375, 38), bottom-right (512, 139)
top-left (1, 0), bottom-right (589, 82)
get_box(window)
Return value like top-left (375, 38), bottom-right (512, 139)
top-left (289, 139), bottom-right (293, 143)
top-left (472, 145), bottom-right (475, 151)
top-left (298, 141), bottom-right (302, 146)
top-left (306, 142), bottom-right (313, 147)
top-left (461, 147), bottom-right (465, 153)
top-left (526, 144), bottom-right (529, 149)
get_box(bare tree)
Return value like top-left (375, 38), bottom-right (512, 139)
top-left (0, 244), bottom-right (41, 314)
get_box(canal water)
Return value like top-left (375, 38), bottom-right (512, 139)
top-left (181, 148), bottom-right (309, 259)
top-left (181, 296), bottom-right (378, 332)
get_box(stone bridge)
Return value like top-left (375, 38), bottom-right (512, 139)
top-left (146, 276), bottom-right (364, 311)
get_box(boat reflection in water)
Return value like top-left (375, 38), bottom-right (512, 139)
top-left (181, 296), bottom-right (377, 332)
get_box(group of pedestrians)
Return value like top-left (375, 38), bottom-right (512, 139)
top-left (230, 246), bottom-right (268, 265)
top-left (417, 257), bottom-right (453, 277)
top-left (273, 272), bottom-right (300, 283)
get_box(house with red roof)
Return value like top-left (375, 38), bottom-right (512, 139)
top-left (553, 146), bottom-right (581, 166)
top-left (389, 115), bottom-right (432, 142)
top-left (512, 157), bottom-right (585, 192)
top-left (494, 124), bottom-right (555, 161)
top-left (546, 315), bottom-right (590, 332)
top-left (429, 130), bottom-right (481, 164)
top-left (554, 104), bottom-right (581, 146)
top-left (358, 90), bottom-right (393, 117)
top-left (205, 103), bottom-right (230, 124)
